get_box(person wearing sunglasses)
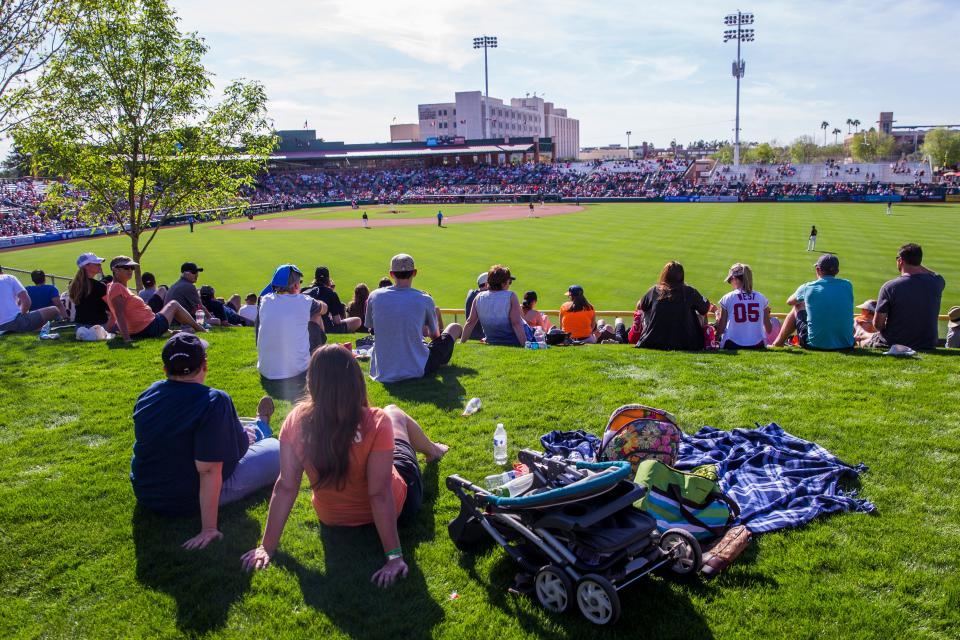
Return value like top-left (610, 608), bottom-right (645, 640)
top-left (104, 256), bottom-right (205, 343)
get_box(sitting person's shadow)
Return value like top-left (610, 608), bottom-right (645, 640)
top-left (131, 502), bottom-right (263, 634)
top-left (382, 365), bottom-right (477, 411)
top-left (274, 464), bottom-right (444, 640)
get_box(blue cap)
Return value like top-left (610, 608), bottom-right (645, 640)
top-left (261, 264), bottom-right (303, 296)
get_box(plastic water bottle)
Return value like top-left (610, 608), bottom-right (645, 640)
top-left (484, 469), bottom-right (516, 491)
top-left (524, 340), bottom-right (541, 350)
top-left (462, 397), bottom-right (481, 416)
top-left (39, 321), bottom-right (50, 338)
top-left (493, 423), bottom-right (508, 465)
top-left (534, 327), bottom-right (545, 344)
top-left (195, 305), bottom-right (206, 327)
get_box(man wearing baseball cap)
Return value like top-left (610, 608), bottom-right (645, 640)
top-left (256, 264), bottom-right (328, 400)
top-left (166, 261), bottom-right (221, 326)
top-left (463, 271), bottom-right (489, 341)
top-left (0, 265), bottom-right (62, 335)
top-left (364, 253), bottom-right (462, 383)
top-left (103, 256), bottom-right (205, 342)
top-left (131, 332), bottom-right (280, 549)
top-left (70, 252), bottom-right (110, 326)
top-left (773, 253), bottom-right (854, 350)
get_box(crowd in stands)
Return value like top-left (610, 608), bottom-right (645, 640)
top-left (2, 159), bottom-right (959, 238)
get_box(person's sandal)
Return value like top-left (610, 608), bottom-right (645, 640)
top-left (701, 525), bottom-right (752, 577)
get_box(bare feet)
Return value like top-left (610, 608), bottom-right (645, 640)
top-left (256, 395), bottom-right (275, 424)
top-left (425, 442), bottom-right (449, 463)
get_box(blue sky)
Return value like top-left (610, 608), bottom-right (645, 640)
top-left (100, 1), bottom-right (960, 148)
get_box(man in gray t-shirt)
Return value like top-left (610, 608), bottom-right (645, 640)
top-left (871, 243), bottom-right (945, 350)
top-left (166, 262), bottom-right (220, 325)
top-left (365, 254), bottom-right (462, 383)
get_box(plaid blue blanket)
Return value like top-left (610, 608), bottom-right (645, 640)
top-left (675, 423), bottom-right (876, 533)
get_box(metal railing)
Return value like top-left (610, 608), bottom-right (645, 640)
top-left (0, 265), bottom-right (73, 290)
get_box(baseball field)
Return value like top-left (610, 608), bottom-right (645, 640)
top-left (1, 202), bottom-right (959, 639)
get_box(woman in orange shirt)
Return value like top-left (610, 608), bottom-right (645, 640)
top-left (559, 284), bottom-right (613, 343)
top-left (241, 345), bottom-right (448, 587)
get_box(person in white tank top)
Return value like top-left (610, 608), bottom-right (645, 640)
top-left (716, 263), bottom-right (772, 350)
top-left (256, 264), bottom-right (327, 399)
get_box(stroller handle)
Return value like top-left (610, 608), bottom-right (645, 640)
top-left (446, 474), bottom-right (487, 494)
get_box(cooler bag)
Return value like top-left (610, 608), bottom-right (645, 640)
top-left (632, 459), bottom-right (739, 542)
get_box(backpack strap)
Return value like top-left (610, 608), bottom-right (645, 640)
top-left (667, 484), bottom-right (737, 537)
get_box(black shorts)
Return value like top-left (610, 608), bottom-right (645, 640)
top-left (393, 438), bottom-right (423, 523)
top-left (132, 313), bottom-right (170, 339)
top-left (325, 320), bottom-right (351, 334)
top-left (723, 340), bottom-right (766, 350)
top-left (424, 332), bottom-right (455, 375)
top-left (260, 371), bottom-right (307, 402)
top-left (795, 309), bottom-right (810, 348)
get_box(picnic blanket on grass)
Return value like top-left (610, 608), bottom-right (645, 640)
top-left (675, 423), bottom-right (876, 533)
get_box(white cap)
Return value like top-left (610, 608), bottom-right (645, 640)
top-left (76, 252), bottom-right (105, 268)
top-left (477, 272), bottom-right (489, 287)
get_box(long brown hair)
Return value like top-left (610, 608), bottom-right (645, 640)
top-left (656, 261), bottom-right (685, 301)
top-left (299, 345), bottom-right (368, 491)
top-left (68, 268), bottom-right (92, 303)
top-left (349, 283), bottom-right (369, 313)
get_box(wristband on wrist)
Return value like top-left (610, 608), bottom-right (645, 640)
top-left (385, 546), bottom-right (403, 560)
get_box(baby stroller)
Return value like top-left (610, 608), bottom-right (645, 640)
top-left (446, 449), bottom-right (702, 625)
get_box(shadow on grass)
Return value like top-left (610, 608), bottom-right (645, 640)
top-left (382, 365), bottom-right (477, 411)
top-left (274, 463), bottom-right (444, 639)
top-left (132, 500), bottom-right (265, 634)
top-left (456, 551), bottom-right (716, 639)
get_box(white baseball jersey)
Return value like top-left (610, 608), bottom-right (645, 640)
top-left (718, 289), bottom-right (769, 347)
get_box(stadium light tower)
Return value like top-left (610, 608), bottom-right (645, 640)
top-left (723, 11), bottom-right (754, 167)
top-left (473, 35), bottom-right (498, 138)
top-left (626, 131), bottom-right (632, 159)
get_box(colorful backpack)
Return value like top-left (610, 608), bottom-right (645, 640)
top-left (598, 404), bottom-right (681, 470)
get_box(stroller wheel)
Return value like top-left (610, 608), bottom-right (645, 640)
top-left (534, 565), bottom-right (573, 614)
top-left (575, 574), bottom-right (621, 625)
top-left (659, 529), bottom-right (703, 575)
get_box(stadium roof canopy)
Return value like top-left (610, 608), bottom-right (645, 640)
top-left (270, 142), bottom-right (537, 161)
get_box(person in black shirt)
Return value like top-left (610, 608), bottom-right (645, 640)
top-left (635, 261), bottom-right (710, 350)
top-left (302, 266), bottom-right (362, 334)
top-left (463, 272), bottom-right (488, 340)
top-left (69, 252), bottom-right (109, 326)
top-left (868, 243), bottom-right (945, 350)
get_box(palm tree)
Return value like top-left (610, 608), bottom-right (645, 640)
top-left (832, 128), bottom-right (842, 145)
top-left (852, 119), bottom-right (861, 133)
top-left (846, 118), bottom-right (853, 134)
top-left (821, 121), bottom-right (829, 146)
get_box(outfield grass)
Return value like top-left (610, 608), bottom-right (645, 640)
top-left (2, 203), bottom-right (960, 638)
top-left (222, 203), bottom-right (494, 225)
top-left (1, 330), bottom-right (959, 639)
top-left (2, 203), bottom-right (958, 316)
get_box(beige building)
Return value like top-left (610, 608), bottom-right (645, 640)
top-left (417, 91), bottom-right (580, 160)
top-left (390, 123), bottom-right (420, 142)
top-left (579, 145), bottom-right (633, 161)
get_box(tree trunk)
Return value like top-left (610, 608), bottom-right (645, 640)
top-left (130, 232), bottom-right (142, 291)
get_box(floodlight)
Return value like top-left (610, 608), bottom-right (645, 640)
top-left (722, 11), bottom-right (756, 167)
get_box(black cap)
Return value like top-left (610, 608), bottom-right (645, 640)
top-left (161, 332), bottom-right (208, 376)
top-left (141, 272), bottom-right (156, 286)
top-left (314, 266), bottom-right (330, 281)
top-left (199, 285), bottom-right (215, 298)
top-left (180, 262), bottom-right (203, 274)
top-left (815, 254), bottom-right (840, 275)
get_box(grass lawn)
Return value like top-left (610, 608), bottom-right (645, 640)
top-left (1, 330), bottom-right (959, 639)
top-left (1, 203), bottom-right (960, 638)
top-left (2, 202), bottom-right (958, 316)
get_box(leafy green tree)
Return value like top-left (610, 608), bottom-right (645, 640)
top-left (820, 121), bottom-right (829, 146)
top-left (712, 144), bottom-right (734, 164)
top-left (753, 142), bottom-right (776, 164)
top-left (789, 136), bottom-right (819, 163)
top-left (922, 128), bottom-right (960, 168)
top-left (849, 129), bottom-right (896, 162)
top-left (0, 1), bottom-right (82, 131)
top-left (15, 0), bottom-right (275, 285)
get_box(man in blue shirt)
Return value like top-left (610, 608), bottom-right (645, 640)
top-left (131, 333), bottom-right (280, 549)
top-left (25, 269), bottom-right (66, 318)
top-left (773, 254), bottom-right (854, 350)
